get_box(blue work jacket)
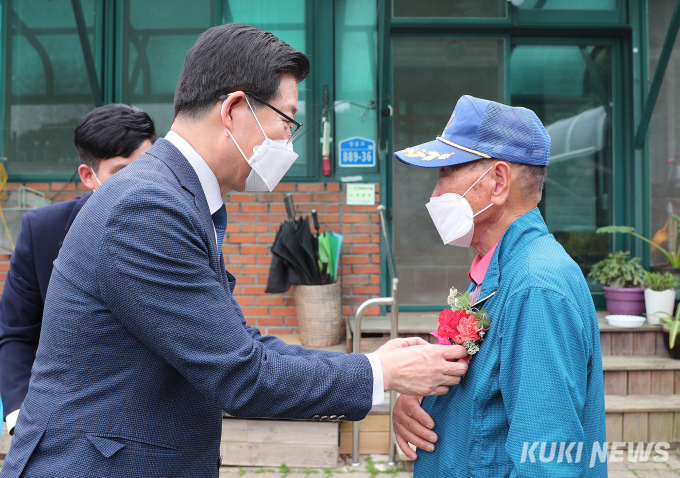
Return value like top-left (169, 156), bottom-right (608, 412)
top-left (415, 208), bottom-right (607, 477)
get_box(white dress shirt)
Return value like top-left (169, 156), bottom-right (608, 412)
top-left (165, 131), bottom-right (384, 407)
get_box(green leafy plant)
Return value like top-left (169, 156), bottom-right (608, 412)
top-left (597, 221), bottom-right (680, 267)
top-left (661, 304), bottom-right (680, 349)
top-left (588, 251), bottom-right (645, 288)
top-left (645, 271), bottom-right (678, 291)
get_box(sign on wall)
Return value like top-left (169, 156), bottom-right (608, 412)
top-left (346, 183), bottom-right (376, 206)
top-left (338, 136), bottom-right (376, 167)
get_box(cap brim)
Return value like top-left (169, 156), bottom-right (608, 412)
top-left (394, 138), bottom-right (483, 168)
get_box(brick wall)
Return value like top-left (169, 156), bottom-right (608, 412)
top-left (0, 181), bottom-right (384, 335)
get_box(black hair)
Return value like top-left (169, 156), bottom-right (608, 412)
top-left (74, 104), bottom-right (156, 171)
top-left (174, 23), bottom-right (310, 119)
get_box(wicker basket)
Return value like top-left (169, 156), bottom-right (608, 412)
top-left (294, 282), bottom-right (342, 347)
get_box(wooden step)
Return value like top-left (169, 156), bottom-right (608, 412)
top-left (603, 356), bottom-right (680, 371)
top-left (606, 394), bottom-right (680, 413)
top-left (349, 313), bottom-right (438, 335)
top-left (605, 395), bottom-right (680, 443)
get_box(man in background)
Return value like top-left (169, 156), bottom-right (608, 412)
top-left (0, 104), bottom-right (155, 435)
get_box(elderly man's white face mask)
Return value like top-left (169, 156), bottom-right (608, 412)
top-left (426, 165), bottom-right (494, 248)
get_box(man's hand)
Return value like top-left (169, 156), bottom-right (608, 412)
top-left (375, 344), bottom-right (468, 396)
top-left (393, 395), bottom-right (436, 459)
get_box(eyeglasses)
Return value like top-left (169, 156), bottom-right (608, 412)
top-left (218, 91), bottom-right (303, 144)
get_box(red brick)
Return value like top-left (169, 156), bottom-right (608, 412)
top-left (236, 297), bottom-right (256, 305)
top-left (226, 255), bottom-right (256, 264)
top-left (370, 276), bottom-right (380, 284)
top-left (353, 286), bottom-right (380, 295)
top-left (51, 182), bottom-right (77, 191)
top-left (230, 214), bottom-right (257, 222)
top-left (241, 245), bottom-right (269, 255)
top-left (371, 235), bottom-right (381, 244)
top-left (243, 266), bottom-right (270, 275)
top-left (342, 306), bottom-right (351, 316)
top-left (353, 245), bottom-right (380, 254)
top-left (229, 193), bottom-right (257, 202)
top-left (343, 255), bottom-right (369, 264)
top-left (245, 317), bottom-right (257, 326)
top-left (228, 234), bottom-right (256, 243)
top-left (225, 204), bottom-right (240, 213)
top-left (290, 193), bottom-right (312, 202)
top-left (318, 214), bottom-right (339, 223)
top-left (342, 276), bottom-right (370, 285)
top-left (270, 307), bottom-right (297, 316)
top-left (258, 318), bottom-right (284, 326)
top-left (327, 183), bottom-right (340, 192)
top-left (344, 214), bottom-right (370, 223)
top-left (266, 328), bottom-right (298, 335)
top-left (259, 214), bottom-right (287, 223)
top-left (234, 275), bottom-right (255, 284)
top-left (0, 255), bottom-right (11, 261)
top-left (353, 265), bottom-right (380, 274)
top-left (343, 235), bottom-right (370, 244)
top-left (326, 225), bottom-right (341, 233)
top-left (257, 276), bottom-right (271, 284)
top-left (226, 224), bottom-right (239, 233)
top-left (354, 224), bottom-right (379, 233)
top-left (257, 297), bottom-right (285, 306)
top-left (343, 205), bottom-right (351, 213)
top-left (351, 205), bottom-right (378, 213)
top-left (297, 183), bottom-right (324, 192)
top-left (257, 256), bottom-right (272, 265)
top-left (241, 224), bottom-right (269, 233)
top-left (341, 225), bottom-right (352, 234)
top-left (64, 193), bottom-right (80, 200)
top-left (241, 204), bottom-right (268, 213)
top-left (284, 297), bottom-right (296, 306)
top-left (244, 286), bottom-right (266, 294)
top-left (257, 193), bottom-right (284, 202)
top-left (372, 256), bottom-right (381, 264)
top-left (257, 234), bottom-right (276, 243)
top-left (222, 245), bottom-right (240, 254)
top-left (241, 307), bottom-right (270, 316)
top-left (297, 204), bottom-right (323, 213)
top-left (270, 204), bottom-right (287, 213)
top-left (285, 318), bottom-right (299, 327)
top-left (313, 193), bottom-right (340, 202)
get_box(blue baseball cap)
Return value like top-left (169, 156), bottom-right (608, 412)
top-left (395, 95), bottom-right (551, 168)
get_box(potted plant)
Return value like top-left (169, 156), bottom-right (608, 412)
top-left (660, 307), bottom-right (680, 359)
top-left (597, 223), bottom-right (680, 297)
top-left (644, 271), bottom-right (677, 325)
top-left (588, 251), bottom-right (646, 316)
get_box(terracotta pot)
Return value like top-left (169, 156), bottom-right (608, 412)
top-left (602, 286), bottom-right (646, 316)
top-left (644, 288), bottom-right (675, 325)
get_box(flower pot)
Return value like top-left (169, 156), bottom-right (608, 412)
top-left (294, 282), bottom-right (342, 347)
top-left (644, 288), bottom-right (676, 325)
top-left (602, 286), bottom-right (646, 316)
top-left (650, 265), bottom-right (680, 301)
top-left (663, 326), bottom-right (680, 360)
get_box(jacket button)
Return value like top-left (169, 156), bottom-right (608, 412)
top-left (312, 414), bottom-right (321, 421)
top-left (218, 455), bottom-right (223, 467)
top-left (321, 415), bottom-right (329, 421)
top-left (337, 415), bottom-right (346, 420)
top-left (329, 415), bottom-right (337, 421)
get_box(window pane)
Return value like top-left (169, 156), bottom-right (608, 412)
top-left (122, 0), bottom-right (215, 139)
top-left (6, 0), bottom-right (99, 176)
top-left (518, 0), bottom-right (617, 10)
top-left (392, 38), bottom-right (505, 305)
top-left (648, 0), bottom-right (680, 267)
top-left (511, 44), bottom-right (613, 288)
top-left (224, 1), bottom-right (308, 177)
top-left (393, 0), bottom-right (507, 18)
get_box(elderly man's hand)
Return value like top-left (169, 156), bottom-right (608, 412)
top-left (393, 395), bottom-right (436, 460)
top-left (374, 344), bottom-right (468, 396)
top-left (374, 337), bottom-right (431, 354)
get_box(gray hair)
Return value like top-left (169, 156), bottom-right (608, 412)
top-left (475, 159), bottom-right (547, 204)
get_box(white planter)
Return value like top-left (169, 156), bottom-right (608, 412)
top-left (644, 288), bottom-right (676, 325)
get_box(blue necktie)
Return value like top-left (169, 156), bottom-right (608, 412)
top-left (211, 204), bottom-right (227, 251)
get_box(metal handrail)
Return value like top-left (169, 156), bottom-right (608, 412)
top-left (351, 205), bottom-right (399, 467)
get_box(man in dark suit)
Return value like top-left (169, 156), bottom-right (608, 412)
top-left (0, 104), bottom-right (156, 435)
top-left (1, 24), bottom-right (468, 478)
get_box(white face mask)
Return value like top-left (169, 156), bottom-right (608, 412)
top-left (223, 96), bottom-right (299, 192)
top-left (426, 165), bottom-right (494, 248)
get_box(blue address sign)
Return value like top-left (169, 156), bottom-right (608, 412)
top-left (338, 136), bottom-right (376, 167)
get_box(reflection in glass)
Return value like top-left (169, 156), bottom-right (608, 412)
top-left (6, 0), bottom-right (99, 176)
top-left (392, 38), bottom-right (505, 305)
top-left (393, 0), bottom-right (507, 18)
top-left (511, 44), bottom-right (613, 286)
top-left (648, 0), bottom-right (680, 267)
top-left (518, 0), bottom-right (617, 10)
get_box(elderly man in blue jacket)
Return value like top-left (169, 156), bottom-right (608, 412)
top-left (391, 95), bottom-right (607, 477)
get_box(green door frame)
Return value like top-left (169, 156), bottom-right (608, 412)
top-left (379, 4), bottom-right (639, 311)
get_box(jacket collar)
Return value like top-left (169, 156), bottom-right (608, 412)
top-left (478, 207), bottom-right (548, 298)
